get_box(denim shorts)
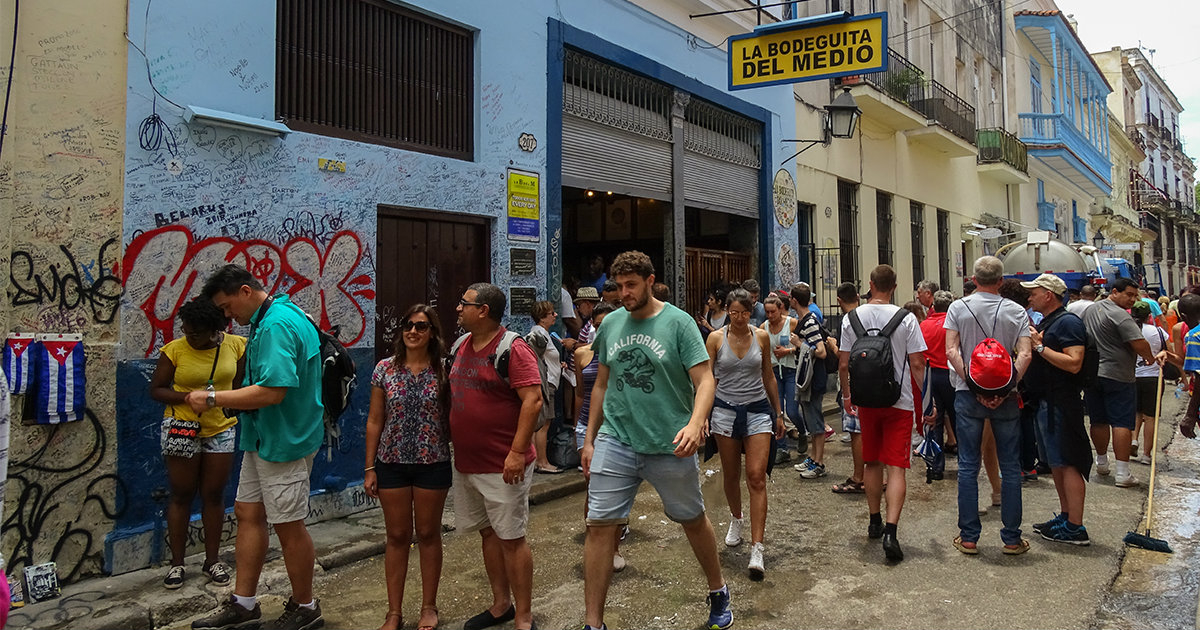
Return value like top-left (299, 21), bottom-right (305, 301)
top-left (709, 406), bottom-right (774, 438)
top-left (586, 433), bottom-right (705, 526)
top-left (1035, 401), bottom-right (1066, 468)
top-left (1084, 378), bottom-right (1136, 430)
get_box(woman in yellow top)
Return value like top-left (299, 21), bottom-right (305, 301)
top-left (149, 297), bottom-right (246, 590)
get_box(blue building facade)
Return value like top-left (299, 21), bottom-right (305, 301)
top-left (107, 0), bottom-right (796, 572)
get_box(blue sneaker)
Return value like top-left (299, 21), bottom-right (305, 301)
top-left (1031, 513), bottom-right (1067, 535)
top-left (1041, 521), bottom-right (1091, 546)
top-left (706, 586), bottom-right (733, 630)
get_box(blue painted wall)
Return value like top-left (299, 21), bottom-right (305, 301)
top-left (110, 0), bottom-right (796, 565)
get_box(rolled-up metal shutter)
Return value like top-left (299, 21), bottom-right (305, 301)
top-left (562, 51), bottom-right (673, 200)
top-left (683, 99), bottom-right (762, 217)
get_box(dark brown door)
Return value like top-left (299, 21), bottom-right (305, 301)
top-left (376, 207), bottom-right (490, 360)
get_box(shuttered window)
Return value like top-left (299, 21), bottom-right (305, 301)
top-left (276, 0), bottom-right (474, 159)
top-left (911, 201), bottom-right (925, 283)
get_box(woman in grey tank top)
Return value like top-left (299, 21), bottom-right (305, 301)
top-left (704, 288), bottom-right (784, 581)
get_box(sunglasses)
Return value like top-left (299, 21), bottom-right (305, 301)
top-left (401, 320), bottom-right (431, 332)
top-left (459, 298), bottom-right (484, 308)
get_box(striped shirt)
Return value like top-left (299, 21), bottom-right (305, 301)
top-left (1183, 326), bottom-right (1200, 374)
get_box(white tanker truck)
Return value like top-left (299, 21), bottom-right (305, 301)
top-left (997, 231), bottom-right (1100, 291)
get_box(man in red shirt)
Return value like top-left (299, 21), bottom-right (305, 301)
top-left (919, 290), bottom-right (955, 481)
top-left (450, 283), bottom-right (544, 630)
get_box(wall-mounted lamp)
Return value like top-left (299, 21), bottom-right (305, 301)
top-left (183, 105), bottom-right (291, 137)
top-left (781, 88), bottom-right (861, 164)
top-left (1092, 229), bottom-right (1106, 249)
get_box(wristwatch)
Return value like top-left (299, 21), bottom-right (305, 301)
top-left (206, 390), bottom-right (217, 408)
top-left (1035, 344), bottom-right (1045, 354)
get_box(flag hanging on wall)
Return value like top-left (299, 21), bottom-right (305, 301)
top-left (31, 334), bottom-right (86, 425)
top-left (3, 333), bottom-right (36, 395)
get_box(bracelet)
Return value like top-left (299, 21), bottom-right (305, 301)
top-left (364, 466), bottom-right (375, 472)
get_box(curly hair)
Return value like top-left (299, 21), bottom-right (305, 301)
top-left (178, 296), bottom-right (229, 333)
top-left (609, 250), bottom-right (655, 279)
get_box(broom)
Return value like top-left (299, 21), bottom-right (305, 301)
top-left (1123, 366), bottom-right (1173, 553)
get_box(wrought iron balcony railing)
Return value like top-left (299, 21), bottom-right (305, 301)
top-left (977, 127), bottom-right (1028, 173)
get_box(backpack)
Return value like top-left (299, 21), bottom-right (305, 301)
top-left (449, 330), bottom-right (551, 427)
top-left (522, 331), bottom-right (559, 431)
top-left (846, 308), bottom-right (911, 408)
top-left (282, 303), bottom-right (358, 461)
top-left (804, 313), bottom-right (840, 374)
top-left (1037, 308), bottom-right (1099, 388)
top-left (960, 300), bottom-right (1018, 398)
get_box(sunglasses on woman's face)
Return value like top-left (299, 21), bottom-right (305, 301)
top-left (401, 320), bottom-right (431, 332)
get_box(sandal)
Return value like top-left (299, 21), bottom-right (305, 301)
top-left (418, 605), bottom-right (439, 630)
top-left (379, 611), bottom-right (402, 630)
top-left (953, 535), bottom-right (978, 555)
top-left (832, 478), bottom-right (866, 494)
top-left (1003, 539), bottom-right (1030, 555)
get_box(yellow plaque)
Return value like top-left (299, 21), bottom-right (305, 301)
top-left (729, 13), bottom-right (887, 90)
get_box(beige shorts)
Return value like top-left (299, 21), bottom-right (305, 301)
top-left (235, 451), bottom-right (316, 524)
top-left (453, 462), bottom-right (535, 540)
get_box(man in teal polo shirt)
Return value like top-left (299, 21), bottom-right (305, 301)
top-left (188, 264), bottom-right (325, 630)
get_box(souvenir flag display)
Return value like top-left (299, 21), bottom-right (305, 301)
top-left (32, 334), bottom-right (86, 425)
top-left (3, 333), bottom-right (35, 395)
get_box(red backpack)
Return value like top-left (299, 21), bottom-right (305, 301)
top-left (961, 300), bottom-right (1017, 397)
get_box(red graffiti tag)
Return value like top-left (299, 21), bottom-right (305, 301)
top-left (121, 225), bottom-right (374, 357)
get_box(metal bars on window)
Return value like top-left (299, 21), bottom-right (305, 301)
top-left (876, 191), bottom-right (893, 267)
top-left (838, 180), bottom-right (859, 284)
top-left (684, 100), bottom-right (762, 168)
top-left (563, 50), bottom-right (672, 141)
top-left (911, 201), bottom-right (925, 284)
top-left (276, 0), bottom-right (473, 159)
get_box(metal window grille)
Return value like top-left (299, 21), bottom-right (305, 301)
top-left (276, 0), bottom-right (473, 159)
top-left (877, 191), bottom-right (893, 267)
top-left (684, 99), bottom-right (762, 168)
top-left (838, 180), bottom-right (859, 284)
top-left (563, 49), bottom-right (672, 141)
top-left (936, 209), bottom-right (950, 290)
top-left (911, 201), bottom-right (925, 284)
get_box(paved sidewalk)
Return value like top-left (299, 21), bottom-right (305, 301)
top-left (7, 468), bottom-right (585, 630)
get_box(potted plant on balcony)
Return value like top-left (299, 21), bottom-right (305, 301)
top-left (883, 68), bottom-right (923, 104)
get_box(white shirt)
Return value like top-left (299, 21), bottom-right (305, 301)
top-left (1066, 298), bottom-right (1094, 317)
top-left (1136, 323), bottom-right (1166, 379)
top-left (840, 303), bottom-right (927, 411)
top-left (560, 287), bottom-right (577, 320)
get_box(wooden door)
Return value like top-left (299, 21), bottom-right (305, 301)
top-left (376, 207), bottom-right (490, 360)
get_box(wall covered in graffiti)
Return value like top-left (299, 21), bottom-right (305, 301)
top-left (0, 0), bottom-right (129, 581)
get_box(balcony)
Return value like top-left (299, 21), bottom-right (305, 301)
top-left (1019, 112), bottom-right (1112, 196)
top-left (976, 128), bottom-right (1030, 184)
top-left (1131, 171), bottom-right (1170, 214)
top-left (1125, 126), bottom-right (1146, 153)
top-left (835, 49), bottom-right (929, 133)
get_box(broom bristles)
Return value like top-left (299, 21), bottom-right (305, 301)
top-left (1124, 530), bottom-right (1174, 553)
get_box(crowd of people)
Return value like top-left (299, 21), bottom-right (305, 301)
top-left (152, 252), bottom-right (1200, 630)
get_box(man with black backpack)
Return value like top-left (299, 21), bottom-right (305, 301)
top-left (945, 256), bottom-right (1033, 557)
top-left (838, 265), bottom-right (927, 563)
top-left (190, 265), bottom-right (326, 630)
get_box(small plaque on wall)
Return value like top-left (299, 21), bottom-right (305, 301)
top-left (510, 287), bottom-right (537, 318)
top-left (510, 248), bottom-right (536, 276)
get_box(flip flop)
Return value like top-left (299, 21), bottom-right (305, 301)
top-left (534, 466), bottom-right (564, 474)
top-left (417, 605), bottom-right (439, 630)
top-left (831, 478), bottom-right (865, 494)
top-left (953, 535), bottom-right (978, 555)
top-left (1003, 539), bottom-right (1031, 555)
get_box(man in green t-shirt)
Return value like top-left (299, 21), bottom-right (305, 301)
top-left (580, 251), bottom-right (731, 630)
top-left (188, 264), bottom-right (325, 630)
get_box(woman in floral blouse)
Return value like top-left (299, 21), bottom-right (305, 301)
top-left (364, 304), bottom-right (451, 630)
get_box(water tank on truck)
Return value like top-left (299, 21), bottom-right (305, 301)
top-left (998, 231), bottom-right (1096, 291)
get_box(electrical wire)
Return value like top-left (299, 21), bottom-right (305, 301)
top-left (126, 0), bottom-right (181, 155)
top-left (0, 0), bottom-right (18, 163)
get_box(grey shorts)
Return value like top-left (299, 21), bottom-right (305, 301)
top-left (235, 451), bottom-right (316, 524)
top-left (160, 421), bottom-right (236, 454)
top-left (586, 433), bottom-right (705, 526)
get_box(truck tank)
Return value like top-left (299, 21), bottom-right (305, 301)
top-left (998, 233), bottom-right (1095, 291)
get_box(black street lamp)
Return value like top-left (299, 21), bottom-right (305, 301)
top-left (1092, 230), bottom-right (1105, 249)
top-left (781, 88), bottom-right (862, 163)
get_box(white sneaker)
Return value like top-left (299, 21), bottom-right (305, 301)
top-left (1133, 454), bottom-right (1153, 465)
top-left (725, 517), bottom-right (744, 547)
top-left (1095, 461), bottom-right (1111, 476)
top-left (978, 503), bottom-right (989, 516)
top-left (840, 432), bottom-right (853, 443)
top-left (748, 542), bottom-right (765, 581)
top-left (613, 552), bottom-right (626, 572)
top-left (1115, 473), bottom-right (1141, 488)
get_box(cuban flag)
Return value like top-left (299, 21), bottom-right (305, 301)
top-left (32, 334), bottom-right (85, 425)
top-left (4, 333), bottom-right (35, 395)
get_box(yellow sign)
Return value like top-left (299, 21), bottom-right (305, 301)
top-left (317, 158), bottom-right (346, 173)
top-left (507, 168), bottom-right (540, 241)
top-left (729, 12), bottom-right (887, 90)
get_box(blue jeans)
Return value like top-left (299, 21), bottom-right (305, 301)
top-left (773, 366), bottom-right (801, 430)
top-left (954, 391), bottom-right (1023, 545)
